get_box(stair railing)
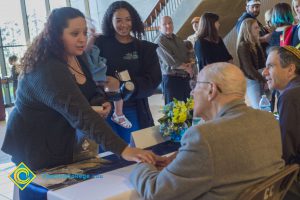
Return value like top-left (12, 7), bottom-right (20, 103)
top-left (143, 0), bottom-right (183, 42)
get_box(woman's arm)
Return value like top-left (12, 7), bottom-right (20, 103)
top-left (130, 41), bottom-right (162, 99)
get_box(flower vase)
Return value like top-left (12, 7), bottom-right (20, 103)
top-left (170, 124), bottom-right (188, 142)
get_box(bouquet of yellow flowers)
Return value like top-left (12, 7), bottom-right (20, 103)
top-left (158, 97), bottom-right (194, 141)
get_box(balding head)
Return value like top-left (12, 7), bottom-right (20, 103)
top-left (201, 62), bottom-right (247, 97)
top-left (160, 16), bottom-right (174, 36)
top-left (192, 62), bottom-right (246, 120)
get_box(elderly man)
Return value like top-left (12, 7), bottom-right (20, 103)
top-left (156, 16), bottom-right (195, 104)
top-left (187, 16), bottom-right (200, 46)
top-left (236, 0), bottom-right (270, 46)
top-left (262, 46), bottom-right (300, 200)
top-left (130, 62), bottom-right (284, 200)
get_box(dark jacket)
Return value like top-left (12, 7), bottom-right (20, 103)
top-left (95, 36), bottom-right (162, 129)
top-left (237, 41), bottom-right (266, 82)
top-left (1, 54), bottom-right (127, 170)
top-left (278, 76), bottom-right (300, 164)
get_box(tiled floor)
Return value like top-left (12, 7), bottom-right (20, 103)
top-left (0, 94), bottom-right (164, 200)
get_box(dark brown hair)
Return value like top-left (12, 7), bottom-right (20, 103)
top-left (197, 12), bottom-right (220, 43)
top-left (20, 7), bottom-right (85, 74)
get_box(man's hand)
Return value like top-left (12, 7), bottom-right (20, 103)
top-left (121, 147), bottom-right (157, 164)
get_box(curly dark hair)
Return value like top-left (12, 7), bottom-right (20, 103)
top-left (20, 7), bottom-right (85, 74)
top-left (101, 1), bottom-right (144, 39)
top-left (197, 12), bottom-right (220, 43)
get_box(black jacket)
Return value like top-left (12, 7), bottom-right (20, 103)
top-left (1, 54), bottom-right (127, 170)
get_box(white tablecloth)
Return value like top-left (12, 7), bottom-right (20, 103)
top-left (47, 163), bottom-right (140, 200)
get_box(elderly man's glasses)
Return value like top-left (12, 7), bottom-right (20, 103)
top-left (189, 79), bottom-right (222, 93)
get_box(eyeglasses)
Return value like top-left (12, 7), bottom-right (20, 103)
top-left (189, 79), bottom-right (222, 93)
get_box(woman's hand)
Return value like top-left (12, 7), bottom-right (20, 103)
top-left (121, 147), bottom-right (167, 165)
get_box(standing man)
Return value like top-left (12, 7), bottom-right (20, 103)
top-left (187, 16), bottom-right (200, 47)
top-left (236, 0), bottom-right (270, 46)
top-left (262, 45), bottom-right (300, 199)
top-left (156, 16), bottom-right (195, 104)
top-left (130, 62), bottom-right (284, 200)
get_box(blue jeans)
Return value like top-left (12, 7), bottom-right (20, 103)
top-left (246, 78), bottom-right (263, 109)
top-left (106, 106), bottom-right (140, 144)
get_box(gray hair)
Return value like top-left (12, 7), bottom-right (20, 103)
top-left (202, 62), bottom-right (246, 97)
top-left (268, 46), bottom-right (300, 75)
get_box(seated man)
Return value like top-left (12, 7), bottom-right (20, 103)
top-left (130, 62), bottom-right (284, 200)
top-left (262, 46), bottom-right (300, 199)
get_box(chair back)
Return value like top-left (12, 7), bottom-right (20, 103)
top-left (238, 164), bottom-right (300, 200)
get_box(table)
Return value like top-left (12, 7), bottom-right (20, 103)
top-left (19, 141), bottom-right (180, 200)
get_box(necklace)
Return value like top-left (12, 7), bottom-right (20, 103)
top-left (67, 57), bottom-right (85, 77)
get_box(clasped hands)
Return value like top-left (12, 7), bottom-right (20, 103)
top-left (180, 62), bottom-right (195, 78)
top-left (121, 147), bottom-right (176, 169)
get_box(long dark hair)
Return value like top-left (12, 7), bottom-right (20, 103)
top-left (197, 12), bottom-right (220, 43)
top-left (101, 1), bottom-right (144, 39)
top-left (20, 7), bottom-right (85, 74)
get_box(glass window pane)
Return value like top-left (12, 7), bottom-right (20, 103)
top-left (88, 0), bottom-right (101, 32)
top-left (0, 0), bottom-right (26, 46)
top-left (50, 0), bottom-right (67, 10)
top-left (25, 0), bottom-right (47, 42)
top-left (3, 46), bottom-right (26, 77)
top-left (70, 0), bottom-right (86, 15)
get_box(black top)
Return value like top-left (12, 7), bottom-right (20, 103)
top-left (1, 54), bottom-right (127, 170)
top-left (268, 31), bottom-right (282, 47)
top-left (194, 37), bottom-right (232, 71)
top-left (95, 35), bottom-right (162, 129)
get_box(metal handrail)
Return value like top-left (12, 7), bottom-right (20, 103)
top-left (143, 0), bottom-right (183, 42)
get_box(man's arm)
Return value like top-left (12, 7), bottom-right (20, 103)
top-left (130, 127), bottom-right (213, 200)
top-left (278, 94), bottom-right (300, 164)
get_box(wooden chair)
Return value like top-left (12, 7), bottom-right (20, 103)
top-left (237, 164), bottom-right (299, 200)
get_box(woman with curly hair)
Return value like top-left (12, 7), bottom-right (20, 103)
top-left (91, 1), bottom-right (161, 143)
top-left (1, 7), bottom-right (159, 171)
top-left (237, 18), bottom-right (267, 109)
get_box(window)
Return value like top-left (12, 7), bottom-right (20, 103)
top-left (49, 0), bottom-right (67, 10)
top-left (25, 0), bottom-right (47, 42)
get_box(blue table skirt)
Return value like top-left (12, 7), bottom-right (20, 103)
top-left (19, 141), bottom-right (180, 200)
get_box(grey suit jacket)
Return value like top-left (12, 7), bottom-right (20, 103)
top-left (130, 100), bottom-right (285, 200)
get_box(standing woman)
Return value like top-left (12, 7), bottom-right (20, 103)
top-left (194, 12), bottom-right (233, 71)
top-left (1, 7), bottom-right (157, 171)
top-left (92, 1), bottom-right (162, 143)
top-left (237, 18), bottom-right (267, 109)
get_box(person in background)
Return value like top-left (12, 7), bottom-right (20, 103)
top-left (1, 7), bottom-right (161, 171)
top-left (8, 55), bottom-right (19, 98)
top-left (187, 16), bottom-right (200, 47)
top-left (156, 16), bottom-right (194, 104)
top-left (183, 40), bottom-right (198, 78)
top-left (264, 9), bottom-right (274, 33)
top-left (262, 46), bottom-right (300, 200)
top-left (91, 1), bottom-right (162, 143)
top-left (292, 0), bottom-right (300, 24)
top-left (268, 3), bottom-right (295, 47)
top-left (237, 18), bottom-right (267, 109)
top-left (236, 0), bottom-right (271, 49)
top-left (130, 62), bottom-right (284, 200)
top-left (194, 12), bottom-right (233, 71)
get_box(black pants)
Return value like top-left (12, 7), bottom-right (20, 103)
top-left (162, 75), bottom-right (191, 104)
